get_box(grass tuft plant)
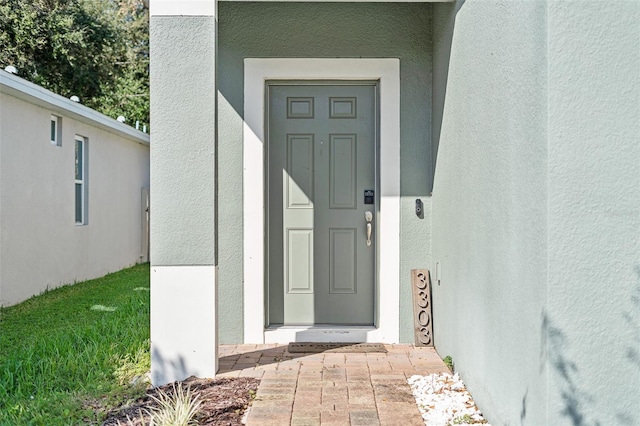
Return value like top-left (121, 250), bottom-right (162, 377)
top-left (451, 413), bottom-right (488, 425)
top-left (113, 341), bottom-right (152, 387)
top-left (147, 384), bottom-right (201, 426)
top-left (443, 355), bottom-right (455, 372)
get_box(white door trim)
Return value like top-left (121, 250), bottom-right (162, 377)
top-left (243, 58), bottom-right (400, 343)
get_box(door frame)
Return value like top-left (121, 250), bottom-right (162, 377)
top-left (243, 58), bottom-right (400, 343)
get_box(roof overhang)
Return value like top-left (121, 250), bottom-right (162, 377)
top-left (0, 71), bottom-right (150, 147)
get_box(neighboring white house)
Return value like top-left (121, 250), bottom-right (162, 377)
top-left (149, 0), bottom-right (639, 424)
top-left (0, 70), bottom-right (150, 306)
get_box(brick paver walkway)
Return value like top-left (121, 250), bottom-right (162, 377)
top-left (216, 344), bottom-right (449, 425)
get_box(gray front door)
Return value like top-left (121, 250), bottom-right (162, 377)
top-left (267, 83), bottom-right (377, 325)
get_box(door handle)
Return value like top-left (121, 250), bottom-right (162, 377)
top-left (365, 211), bottom-right (373, 247)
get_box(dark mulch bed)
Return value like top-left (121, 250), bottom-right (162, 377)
top-left (101, 377), bottom-right (260, 426)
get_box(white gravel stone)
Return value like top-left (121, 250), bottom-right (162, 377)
top-left (408, 372), bottom-right (491, 426)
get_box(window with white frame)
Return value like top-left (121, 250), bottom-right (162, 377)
top-left (50, 115), bottom-right (61, 146)
top-left (75, 136), bottom-right (87, 224)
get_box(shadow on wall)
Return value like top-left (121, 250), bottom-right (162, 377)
top-left (431, 0), bottom-right (465, 193)
top-left (218, 1), bottom-right (446, 196)
top-left (543, 270), bottom-right (640, 426)
top-left (541, 312), bottom-right (601, 426)
top-left (520, 388), bottom-right (528, 424)
top-left (625, 267), bottom-right (640, 371)
top-left (151, 347), bottom-right (189, 386)
top-left (616, 267), bottom-right (640, 425)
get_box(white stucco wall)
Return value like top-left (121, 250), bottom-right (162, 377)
top-left (0, 73), bottom-right (150, 306)
top-left (432, 0), bottom-right (639, 424)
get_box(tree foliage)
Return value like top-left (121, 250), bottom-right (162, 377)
top-left (0, 0), bottom-right (149, 127)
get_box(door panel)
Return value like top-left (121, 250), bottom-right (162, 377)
top-left (268, 83), bottom-right (377, 325)
top-left (329, 228), bottom-right (357, 294)
top-left (286, 134), bottom-right (314, 208)
top-left (329, 134), bottom-right (357, 209)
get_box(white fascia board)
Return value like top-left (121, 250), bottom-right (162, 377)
top-left (150, 0), bottom-right (215, 16)
top-left (0, 71), bottom-right (149, 146)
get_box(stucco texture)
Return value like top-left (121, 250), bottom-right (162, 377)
top-left (149, 16), bottom-right (216, 267)
top-left (0, 93), bottom-right (149, 305)
top-left (431, 0), bottom-right (639, 424)
top-left (547, 2), bottom-right (640, 423)
top-left (431, 1), bottom-right (548, 423)
top-left (217, 2), bottom-right (433, 343)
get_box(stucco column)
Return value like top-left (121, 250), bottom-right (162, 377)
top-left (149, 0), bottom-right (218, 385)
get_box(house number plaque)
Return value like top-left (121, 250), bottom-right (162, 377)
top-left (411, 269), bottom-right (434, 347)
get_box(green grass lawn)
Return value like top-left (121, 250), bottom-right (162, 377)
top-left (0, 263), bottom-right (151, 425)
